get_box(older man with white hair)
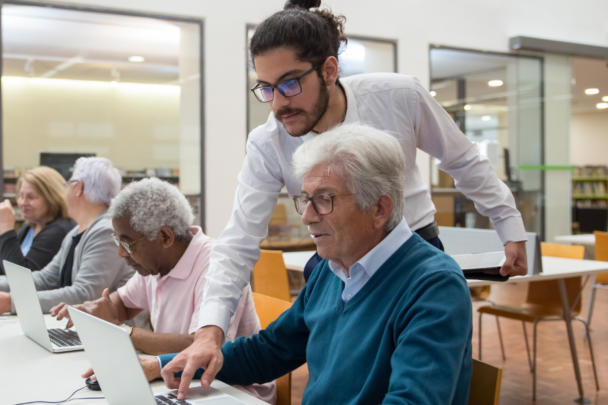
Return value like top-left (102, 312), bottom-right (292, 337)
top-left (152, 124), bottom-right (473, 404)
top-left (0, 157), bottom-right (133, 314)
top-left (51, 177), bottom-right (276, 404)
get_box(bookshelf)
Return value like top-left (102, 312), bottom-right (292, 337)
top-left (572, 166), bottom-right (608, 233)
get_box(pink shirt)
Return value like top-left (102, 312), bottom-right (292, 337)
top-left (118, 227), bottom-right (276, 404)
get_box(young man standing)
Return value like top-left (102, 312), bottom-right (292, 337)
top-left (168, 0), bottom-right (528, 394)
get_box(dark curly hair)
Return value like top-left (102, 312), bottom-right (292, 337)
top-left (250, 0), bottom-right (347, 73)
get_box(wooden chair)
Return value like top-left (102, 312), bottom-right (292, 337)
top-left (468, 359), bottom-right (502, 405)
top-left (252, 250), bottom-right (291, 302)
top-left (477, 243), bottom-right (599, 400)
top-left (252, 292), bottom-right (293, 405)
top-left (586, 231), bottom-right (608, 331)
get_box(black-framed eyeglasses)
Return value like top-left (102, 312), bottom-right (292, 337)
top-left (111, 233), bottom-right (147, 255)
top-left (251, 66), bottom-right (318, 103)
top-left (292, 193), bottom-right (353, 215)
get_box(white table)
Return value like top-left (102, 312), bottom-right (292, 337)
top-left (0, 315), bottom-right (266, 405)
top-left (282, 252), bottom-right (608, 402)
top-left (554, 234), bottom-right (595, 246)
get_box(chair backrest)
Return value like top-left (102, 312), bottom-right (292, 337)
top-left (468, 359), bottom-right (502, 405)
top-left (269, 204), bottom-right (289, 226)
top-left (252, 250), bottom-right (291, 301)
top-left (526, 243), bottom-right (585, 312)
top-left (593, 231), bottom-right (608, 284)
top-left (252, 292), bottom-right (292, 405)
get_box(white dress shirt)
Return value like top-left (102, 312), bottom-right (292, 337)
top-left (328, 219), bottom-right (412, 302)
top-left (199, 72), bottom-right (527, 333)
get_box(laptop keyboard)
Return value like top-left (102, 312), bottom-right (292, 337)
top-left (155, 393), bottom-right (192, 405)
top-left (48, 328), bottom-right (82, 347)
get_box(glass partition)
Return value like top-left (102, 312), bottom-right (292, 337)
top-left (1, 4), bottom-right (204, 227)
top-left (429, 47), bottom-right (544, 235)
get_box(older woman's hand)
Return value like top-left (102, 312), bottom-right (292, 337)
top-left (0, 199), bottom-right (16, 235)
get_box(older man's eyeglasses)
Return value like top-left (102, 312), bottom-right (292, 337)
top-left (292, 193), bottom-right (352, 215)
top-left (64, 179), bottom-right (79, 186)
top-left (111, 233), bottom-right (146, 255)
top-left (250, 66), bottom-right (318, 103)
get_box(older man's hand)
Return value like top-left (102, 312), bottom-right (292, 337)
top-left (500, 241), bottom-right (528, 277)
top-left (0, 292), bottom-right (12, 314)
top-left (161, 326), bottom-right (224, 401)
top-left (50, 288), bottom-right (119, 328)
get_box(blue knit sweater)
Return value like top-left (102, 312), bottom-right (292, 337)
top-left (160, 233), bottom-right (473, 404)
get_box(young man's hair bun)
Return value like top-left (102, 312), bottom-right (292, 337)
top-left (284, 0), bottom-right (321, 10)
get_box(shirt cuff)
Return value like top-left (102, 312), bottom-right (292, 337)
top-left (197, 302), bottom-right (232, 340)
top-left (493, 216), bottom-right (528, 245)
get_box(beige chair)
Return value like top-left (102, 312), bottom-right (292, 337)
top-left (252, 292), bottom-right (293, 405)
top-left (586, 231), bottom-right (608, 332)
top-left (478, 243), bottom-right (599, 400)
top-left (252, 249), bottom-right (291, 302)
top-left (468, 359), bottom-right (502, 405)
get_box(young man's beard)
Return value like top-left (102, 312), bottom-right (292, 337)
top-left (275, 79), bottom-right (330, 137)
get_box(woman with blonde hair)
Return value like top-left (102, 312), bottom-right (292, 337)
top-left (0, 166), bottom-right (75, 274)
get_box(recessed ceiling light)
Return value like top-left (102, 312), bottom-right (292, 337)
top-left (464, 105), bottom-right (471, 110)
top-left (597, 103), bottom-right (608, 109)
top-left (603, 96), bottom-right (608, 102)
top-left (488, 80), bottom-right (503, 87)
top-left (128, 56), bottom-right (145, 63)
top-left (481, 116), bottom-right (491, 121)
top-left (585, 88), bottom-right (599, 95)
top-left (430, 91), bottom-right (437, 97)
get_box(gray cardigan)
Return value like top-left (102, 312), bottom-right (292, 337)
top-left (0, 210), bottom-right (135, 313)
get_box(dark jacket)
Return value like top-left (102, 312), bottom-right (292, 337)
top-left (0, 218), bottom-right (76, 275)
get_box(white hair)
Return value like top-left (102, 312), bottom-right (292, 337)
top-left (72, 157), bottom-right (122, 205)
top-left (292, 124), bottom-right (405, 231)
top-left (108, 177), bottom-right (194, 241)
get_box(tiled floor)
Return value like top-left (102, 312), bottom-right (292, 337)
top-left (290, 279), bottom-right (608, 404)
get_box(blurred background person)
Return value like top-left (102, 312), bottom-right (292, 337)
top-left (0, 157), bottom-right (135, 315)
top-left (0, 166), bottom-right (75, 275)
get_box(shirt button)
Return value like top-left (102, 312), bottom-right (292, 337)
top-left (347, 294), bottom-right (352, 300)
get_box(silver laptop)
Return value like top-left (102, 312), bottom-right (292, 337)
top-left (3, 260), bottom-right (83, 353)
top-left (68, 307), bottom-right (248, 405)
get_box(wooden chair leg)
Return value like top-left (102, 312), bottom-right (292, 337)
top-left (478, 312), bottom-right (483, 361)
top-left (496, 317), bottom-right (506, 361)
top-left (523, 322), bottom-right (533, 372)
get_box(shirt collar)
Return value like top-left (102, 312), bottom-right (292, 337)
top-left (328, 218), bottom-right (412, 280)
top-left (165, 226), bottom-right (209, 280)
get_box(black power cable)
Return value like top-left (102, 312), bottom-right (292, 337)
top-left (13, 386), bottom-right (104, 405)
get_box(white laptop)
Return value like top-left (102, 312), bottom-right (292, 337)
top-left (68, 306), bottom-right (248, 405)
top-left (3, 260), bottom-right (83, 353)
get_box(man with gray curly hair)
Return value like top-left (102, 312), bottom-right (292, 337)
top-left (157, 124), bottom-right (472, 404)
top-left (52, 178), bottom-right (275, 404)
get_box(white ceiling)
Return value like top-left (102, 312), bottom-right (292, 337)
top-left (2, 5), bottom-right (184, 84)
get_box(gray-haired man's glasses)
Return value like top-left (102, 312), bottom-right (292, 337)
top-left (64, 179), bottom-right (79, 186)
top-left (111, 233), bottom-right (146, 255)
top-left (292, 193), bottom-right (353, 215)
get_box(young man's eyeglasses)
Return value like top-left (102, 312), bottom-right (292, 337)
top-left (292, 193), bottom-right (352, 215)
top-left (111, 233), bottom-right (146, 255)
top-left (251, 66), bottom-right (318, 103)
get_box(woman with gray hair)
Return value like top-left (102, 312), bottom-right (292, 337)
top-left (0, 157), bottom-right (134, 315)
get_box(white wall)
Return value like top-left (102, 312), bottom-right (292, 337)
top-left (571, 111), bottom-right (608, 166)
top-left (27, 0), bottom-right (608, 237)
